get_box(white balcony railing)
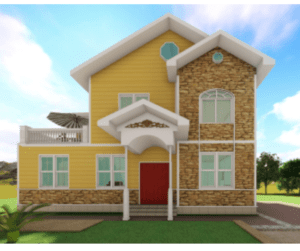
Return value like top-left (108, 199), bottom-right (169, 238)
top-left (20, 125), bottom-right (89, 144)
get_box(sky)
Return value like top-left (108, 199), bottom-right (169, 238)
top-left (0, 3), bottom-right (300, 166)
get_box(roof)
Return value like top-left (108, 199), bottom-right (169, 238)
top-left (70, 13), bottom-right (209, 92)
top-left (167, 29), bottom-right (275, 88)
top-left (70, 13), bottom-right (275, 92)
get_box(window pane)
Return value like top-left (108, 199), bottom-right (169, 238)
top-left (218, 155), bottom-right (231, 170)
top-left (114, 172), bottom-right (125, 186)
top-left (57, 173), bottom-right (68, 186)
top-left (217, 100), bottom-right (231, 123)
top-left (202, 155), bottom-right (214, 170)
top-left (98, 157), bottom-right (110, 171)
top-left (224, 93), bottom-right (232, 98)
top-left (201, 171), bottom-right (214, 186)
top-left (201, 93), bottom-right (209, 98)
top-left (57, 157), bottom-right (68, 171)
top-left (121, 97), bottom-right (132, 109)
top-left (136, 96), bottom-right (148, 102)
top-left (207, 91), bottom-right (216, 96)
top-left (42, 173), bottom-right (53, 186)
top-left (217, 90), bottom-right (226, 95)
top-left (42, 157), bottom-right (53, 171)
top-left (114, 157), bottom-right (125, 171)
top-left (202, 100), bottom-right (215, 123)
top-left (99, 172), bottom-right (111, 186)
top-left (218, 171), bottom-right (231, 186)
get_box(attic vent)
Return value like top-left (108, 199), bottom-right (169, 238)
top-left (212, 52), bottom-right (223, 64)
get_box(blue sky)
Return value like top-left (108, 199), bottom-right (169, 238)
top-left (1, 4), bottom-right (300, 166)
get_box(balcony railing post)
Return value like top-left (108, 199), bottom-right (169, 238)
top-left (20, 126), bottom-right (31, 144)
top-left (82, 126), bottom-right (88, 143)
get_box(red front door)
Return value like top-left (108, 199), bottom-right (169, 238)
top-left (140, 163), bottom-right (169, 204)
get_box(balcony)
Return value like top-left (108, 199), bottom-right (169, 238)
top-left (20, 125), bottom-right (89, 144)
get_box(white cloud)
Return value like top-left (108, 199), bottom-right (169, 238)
top-left (0, 13), bottom-right (82, 112)
top-left (173, 4), bottom-right (298, 50)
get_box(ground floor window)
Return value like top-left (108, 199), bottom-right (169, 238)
top-left (97, 154), bottom-right (125, 188)
top-left (39, 155), bottom-right (69, 189)
top-left (199, 152), bottom-right (234, 189)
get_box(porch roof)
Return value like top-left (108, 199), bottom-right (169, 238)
top-left (97, 99), bottom-right (189, 154)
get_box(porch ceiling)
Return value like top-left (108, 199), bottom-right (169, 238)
top-left (97, 99), bottom-right (189, 154)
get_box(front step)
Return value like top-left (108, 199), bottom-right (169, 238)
top-left (130, 204), bottom-right (177, 216)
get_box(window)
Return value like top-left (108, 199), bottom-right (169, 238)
top-left (119, 94), bottom-right (149, 110)
top-left (200, 89), bottom-right (234, 123)
top-left (97, 154), bottom-right (125, 188)
top-left (39, 155), bottom-right (69, 189)
top-left (199, 152), bottom-right (234, 189)
top-left (160, 42), bottom-right (179, 61)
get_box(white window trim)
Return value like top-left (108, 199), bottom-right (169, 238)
top-left (199, 89), bottom-right (235, 124)
top-left (39, 154), bottom-right (69, 189)
top-left (96, 154), bottom-right (126, 189)
top-left (160, 41), bottom-right (179, 61)
top-left (118, 93), bottom-right (150, 110)
top-left (199, 152), bottom-right (235, 190)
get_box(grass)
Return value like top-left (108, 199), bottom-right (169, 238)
top-left (0, 221), bottom-right (261, 243)
top-left (257, 195), bottom-right (300, 205)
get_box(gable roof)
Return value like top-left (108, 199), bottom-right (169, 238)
top-left (70, 13), bottom-right (209, 92)
top-left (167, 29), bottom-right (275, 88)
top-left (70, 13), bottom-right (275, 92)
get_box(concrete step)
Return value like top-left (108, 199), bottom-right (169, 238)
top-left (130, 212), bottom-right (178, 216)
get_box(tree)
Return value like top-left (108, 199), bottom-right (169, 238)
top-left (256, 152), bottom-right (282, 194)
top-left (277, 158), bottom-right (300, 194)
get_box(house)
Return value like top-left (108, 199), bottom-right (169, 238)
top-left (17, 13), bottom-right (275, 221)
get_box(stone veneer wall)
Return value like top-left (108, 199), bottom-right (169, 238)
top-left (180, 190), bottom-right (254, 206)
top-left (235, 143), bottom-right (254, 189)
top-left (178, 46), bottom-right (255, 141)
top-left (179, 144), bottom-right (199, 189)
top-left (129, 190), bottom-right (139, 205)
top-left (19, 190), bottom-right (123, 204)
top-left (200, 124), bottom-right (234, 141)
top-left (173, 190), bottom-right (177, 205)
top-left (200, 143), bottom-right (234, 152)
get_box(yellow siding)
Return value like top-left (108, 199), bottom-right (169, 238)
top-left (19, 145), bottom-right (177, 189)
top-left (19, 146), bottom-right (124, 189)
top-left (91, 30), bottom-right (194, 144)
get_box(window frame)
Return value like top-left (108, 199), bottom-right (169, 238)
top-left (199, 152), bottom-right (235, 190)
top-left (199, 89), bottom-right (235, 124)
top-left (118, 93), bottom-right (150, 110)
top-left (96, 154), bottom-right (126, 189)
top-left (39, 154), bottom-right (69, 189)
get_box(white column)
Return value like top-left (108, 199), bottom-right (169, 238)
top-left (168, 145), bottom-right (173, 221)
top-left (82, 125), bottom-right (88, 143)
top-left (123, 146), bottom-right (130, 221)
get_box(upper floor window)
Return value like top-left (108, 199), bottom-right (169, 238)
top-left (96, 154), bottom-right (125, 188)
top-left (199, 89), bottom-right (234, 123)
top-left (39, 155), bottom-right (69, 189)
top-left (119, 93), bottom-right (149, 110)
top-left (199, 152), bottom-right (234, 189)
top-left (160, 42), bottom-right (179, 61)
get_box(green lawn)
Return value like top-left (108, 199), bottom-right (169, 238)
top-left (257, 194), bottom-right (300, 205)
top-left (0, 221), bottom-right (260, 243)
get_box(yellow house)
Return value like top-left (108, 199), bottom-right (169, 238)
top-left (18, 13), bottom-right (275, 220)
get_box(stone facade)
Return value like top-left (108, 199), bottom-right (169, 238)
top-left (19, 190), bottom-right (123, 204)
top-left (180, 190), bottom-right (254, 206)
top-left (200, 143), bottom-right (234, 152)
top-left (235, 144), bottom-right (255, 189)
top-left (178, 46), bottom-right (255, 141)
top-left (200, 124), bottom-right (234, 141)
top-left (173, 189), bottom-right (177, 204)
top-left (179, 144), bottom-right (199, 189)
top-left (129, 190), bottom-right (139, 205)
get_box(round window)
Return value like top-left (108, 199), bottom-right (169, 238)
top-left (212, 52), bottom-right (223, 64)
